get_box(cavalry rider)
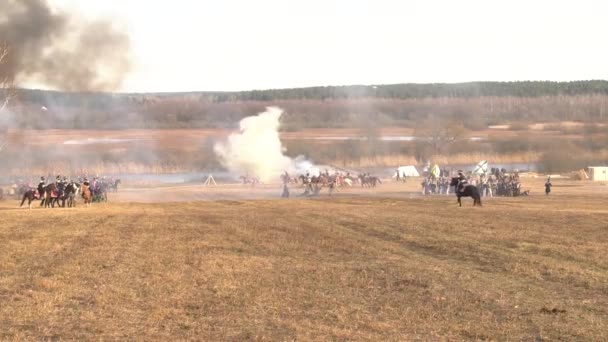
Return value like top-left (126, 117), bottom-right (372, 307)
top-left (457, 170), bottom-right (468, 193)
top-left (56, 175), bottom-right (66, 195)
top-left (37, 176), bottom-right (46, 198)
top-left (91, 177), bottom-right (98, 195)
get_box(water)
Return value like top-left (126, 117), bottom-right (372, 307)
top-left (63, 138), bottom-right (138, 145)
top-left (305, 136), bottom-right (484, 142)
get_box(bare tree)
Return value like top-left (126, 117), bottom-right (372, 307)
top-left (1, 42), bottom-right (15, 153)
top-left (414, 115), bottom-right (466, 161)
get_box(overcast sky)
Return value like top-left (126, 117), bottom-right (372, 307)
top-left (51, 0), bottom-right (608, 92)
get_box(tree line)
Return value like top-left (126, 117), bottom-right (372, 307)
top-left (8, 91), bottom-right (608, 130)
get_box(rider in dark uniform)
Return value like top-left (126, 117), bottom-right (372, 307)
top-left (37, 177), bottom-right (46, 198)
top-left (457, 170), bottom-right (468, 193)
top-left (56, 175), bottom-right (65, 198)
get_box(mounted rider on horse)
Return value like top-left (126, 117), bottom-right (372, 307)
top-left (456, 170), bottom-right (468, 193)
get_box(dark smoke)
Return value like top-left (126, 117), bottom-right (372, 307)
top-left (0, 0), bottom-right (131, 91)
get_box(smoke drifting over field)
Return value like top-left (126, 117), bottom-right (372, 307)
top-left (214, 107), bottom-right (314, 182)
top-left (0, 0), bottom-right (131, 91)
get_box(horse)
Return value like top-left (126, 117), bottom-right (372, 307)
top-left (450, 177), bottom-right (482, 207)
top-left (16, 183), bottom-right (30, 199)
top-left (64, 182), bottom-right (80, 208)
top-left (81, 184), bottom-right (92, 207)
top-left (358, 174), bottom-right (369, 187)
top-left (20, 188), bottom-right (41, 209)
top-left (368, 176), bottom-right (382, 187)
top-left (359, 174), bottom-right (382, 188)
top-left (343, 178), bottom-right (353, 187)
top-left (41, 183), bottom-right (59, 208)
top-left (109, 179), bottom-right (121, 192)
top-left (50, 182), bottom-right (67, 208)
top-left (239, 175), bottom-right (260, 187)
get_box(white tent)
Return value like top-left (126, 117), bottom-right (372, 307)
top-left (394, 165), bottom-right (420, 178)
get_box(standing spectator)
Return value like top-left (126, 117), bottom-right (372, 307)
top-left (545, 177), bottom-right (552, 196)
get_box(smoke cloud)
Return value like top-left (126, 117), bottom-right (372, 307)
top-left (0, 0), bottom-right (131, 91)
top-left (214, 107), bottom-right (314, 182)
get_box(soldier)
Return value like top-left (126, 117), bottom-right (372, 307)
top-left (37, 177), bottom-right (46, 198)
top-left (545, 177), bottom-right (552, 196)
top-left (457, 170), bottom-right (468, 193)
top-left (80, 178), bottom-right (88, 198)
top-left (56, 175), bottom-right (66, 198)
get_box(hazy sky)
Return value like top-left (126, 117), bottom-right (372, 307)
top-left (51, 0), bottom-right (608, 92)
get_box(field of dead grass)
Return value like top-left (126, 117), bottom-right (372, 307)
top-left (1, 188), bottom-right (607, 340)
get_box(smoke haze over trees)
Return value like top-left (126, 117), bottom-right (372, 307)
top-left (8, 81), bottom-right (608, 130)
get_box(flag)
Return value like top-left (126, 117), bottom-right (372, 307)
top-left (431, 164), bottom-right (440, 178)
top-left (473, 160), bottom-right (488, 175)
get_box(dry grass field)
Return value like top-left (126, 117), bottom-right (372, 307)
top-left (1, 180), bottom-right (607, 340)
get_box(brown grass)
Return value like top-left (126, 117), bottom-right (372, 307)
top-left (1, 185), bottom-right (607, 340)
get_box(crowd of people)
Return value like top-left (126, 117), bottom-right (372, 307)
top-left (420, 168), bottom-right (530, 197)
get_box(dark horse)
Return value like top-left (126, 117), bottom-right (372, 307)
top-left (65, 182), bottom-right (80, 207)
top-left (450, 177), bottom-right (482, 207)
top-left (41, 183), bottom-right (59, 208)
top-left (109, 179), bottom-right (121, 192)
top-left (20, 188), bottom-right (41, 209)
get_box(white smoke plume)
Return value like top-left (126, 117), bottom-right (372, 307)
top-left (214, 107), bottom-right (313, 182)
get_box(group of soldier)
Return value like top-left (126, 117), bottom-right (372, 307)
top-left (22, 175), bottom-right (114, 201)
top-left (420, 168), bottom-right (530, 197)
top-left (280, 170), bottom-right (380, 198)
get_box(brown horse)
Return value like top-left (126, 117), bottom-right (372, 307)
top-left (20, 189), bottom-right (41, 210)
top-left (41, 183), bottom-right (59, 208)
top-left (81, 184), bottom-right (92, 207)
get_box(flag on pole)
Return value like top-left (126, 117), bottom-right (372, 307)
top-left (473, 160), bottom-right (488, 175)
top-left (431, 164), bottom-right (441, 178)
